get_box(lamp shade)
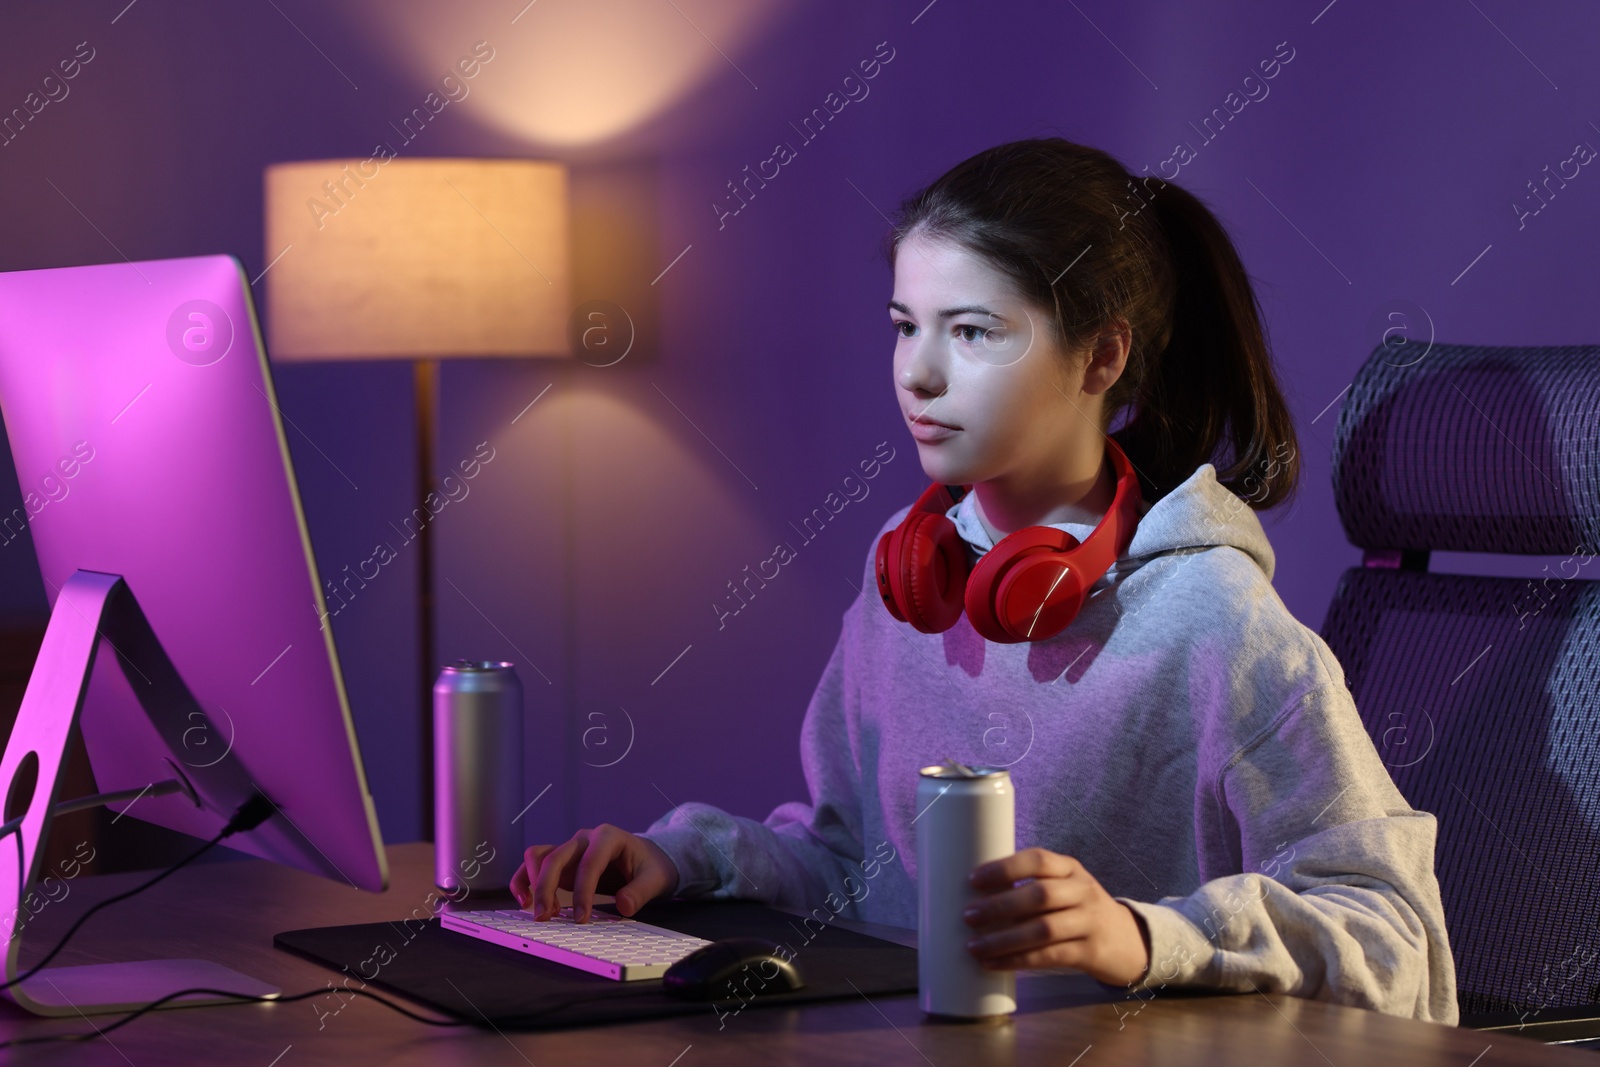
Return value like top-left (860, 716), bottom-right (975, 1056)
top-left (263, 158), bottom-right (570, 360)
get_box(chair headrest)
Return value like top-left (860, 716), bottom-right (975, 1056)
top-left (1332, 341), bottom-right (1600, 555)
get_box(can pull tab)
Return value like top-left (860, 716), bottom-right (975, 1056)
top-left (941, 756), bottom-right (980, 778)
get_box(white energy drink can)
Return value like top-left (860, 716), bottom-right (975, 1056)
top-left (434, 660), bottom-right (524, 895)
top-left (917, 760), bottom-right (1017, 1018)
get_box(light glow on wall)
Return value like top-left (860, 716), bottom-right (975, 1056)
top-left (343, 0), bottom-right (795, 147)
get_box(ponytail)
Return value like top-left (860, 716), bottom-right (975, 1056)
top-left (1115, 179), bottom-right (1300, 509)
top-left (888, 138), bottom-right (1300, 510)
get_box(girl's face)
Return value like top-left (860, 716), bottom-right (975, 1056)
top-left (889, 231), bottom-right (1107, 490)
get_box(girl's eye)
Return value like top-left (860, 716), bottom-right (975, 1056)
top-left (893, 320), bottom-right (915, 338)
top-left (956, 324), bottom-right (989, 344)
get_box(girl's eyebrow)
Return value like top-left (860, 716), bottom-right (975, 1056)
top-left (887, 299), bottom-right (1008, 322)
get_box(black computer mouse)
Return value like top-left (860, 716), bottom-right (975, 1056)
top-left (661, 937), bottom-right (807, 1001)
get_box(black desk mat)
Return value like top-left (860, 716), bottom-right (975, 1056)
top-left (273, 898), bottom-right (919, 1031)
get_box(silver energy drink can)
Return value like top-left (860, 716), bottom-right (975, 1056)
top-left (434, 660), bottom-right (524, 895)
top-left (917, 760), bottom-right (1017, 1018)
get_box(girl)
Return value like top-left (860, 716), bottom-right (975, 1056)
top-left (510, 138), bottom-right (1458, 1023)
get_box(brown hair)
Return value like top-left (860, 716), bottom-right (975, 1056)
top-left (885, 137), bottom-right (1299, 510)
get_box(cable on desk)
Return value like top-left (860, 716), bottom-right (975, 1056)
top-left (0, 978), bottom-right (670, 1050)
top-left (0, 790), bottom-right (278, 996)
top-left (0, 983), bottom-right (467, 1050)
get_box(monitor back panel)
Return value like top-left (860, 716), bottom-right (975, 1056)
top-left (0, 254), bottom-right (386, 891)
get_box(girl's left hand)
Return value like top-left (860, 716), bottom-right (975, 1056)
top-left (963, 847), bottom-right (1151, 987)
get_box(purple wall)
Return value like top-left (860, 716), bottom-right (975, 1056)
top-left (1, 0), bottom-right (1596, 848)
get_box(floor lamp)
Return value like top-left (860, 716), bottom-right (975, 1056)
top-left (263, 158), bottom-right (571, 840)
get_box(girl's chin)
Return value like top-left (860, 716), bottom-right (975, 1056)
top-left (916, 453), bottom-right (977, 487)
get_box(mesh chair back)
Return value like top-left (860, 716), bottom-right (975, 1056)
top-left (1321, 341), bottom-right (1600, 1021)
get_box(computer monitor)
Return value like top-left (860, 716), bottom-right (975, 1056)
top-left (0, 253), bottom-right (388, 1014)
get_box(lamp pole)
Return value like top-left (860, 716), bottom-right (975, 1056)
top-left (416, 357), bottom-right (438, 842)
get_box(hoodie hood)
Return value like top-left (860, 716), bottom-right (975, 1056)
top-left (946, 461), bottom-right (1276, 582)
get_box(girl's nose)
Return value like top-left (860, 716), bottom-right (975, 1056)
top-left (898, 341), bottom-right (946, 398)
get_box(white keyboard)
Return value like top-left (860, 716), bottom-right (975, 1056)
top-left (440, 907), bottom-right (715, 981)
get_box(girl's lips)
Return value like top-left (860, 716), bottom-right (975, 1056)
top-left (909, 420), bottom-right (960, 443)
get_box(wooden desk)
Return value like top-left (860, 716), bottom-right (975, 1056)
top-left (0, 843), bottom-right (1586, 1065)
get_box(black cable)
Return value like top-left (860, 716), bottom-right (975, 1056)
top-left (0, 969), bottom-right (674, 1050)
top-left (0, 983), bottom-right (467, 1050)
top-left (0, 791), bottom-right (277, 995)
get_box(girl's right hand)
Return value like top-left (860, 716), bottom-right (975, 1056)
top-left (509, 823), bottom-right (680, 922)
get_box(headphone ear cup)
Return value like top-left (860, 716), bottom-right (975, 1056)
top-left (993, 554), bottom-right (1088, 642)
top-left (966, 528), bottom-right (1083, 643)
top-left (894, 512), bottom-right (968, 632)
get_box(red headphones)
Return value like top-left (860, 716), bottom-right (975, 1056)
top-left (874, 437), bottom-right (1142, 643)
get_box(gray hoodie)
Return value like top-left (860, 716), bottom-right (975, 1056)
top-left (641, 461), bottom-right (1459, 1024)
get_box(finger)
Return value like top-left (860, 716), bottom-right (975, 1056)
top-left (613, 850), bottom-right (673, 917)
top-left (510, 865), bottom-right (529, 907)
top-left (512, 845), bottom-right (556, 906)
top-left (967, 911), bottom-right (1085, 960)
top-left (571, 825), bottom-right (623, 922)
top-left (978, 941), bottom-right (1086, 971)
top-left (964, 875), bottom-right (1088, 931)
top-left (532, 837), bottom-right (586, 920)
top-left (511, 845), bottom-right (555, 908)
top-left (970, 848), bottom-right (1080, 890)
top-left (969, 848), bottom-right (1077, 889)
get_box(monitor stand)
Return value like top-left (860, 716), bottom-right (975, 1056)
top-left (0, 569), bottom-right (279, 1016)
